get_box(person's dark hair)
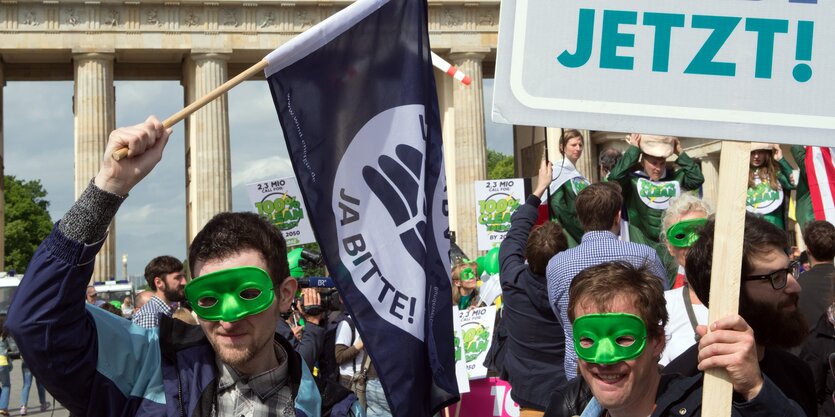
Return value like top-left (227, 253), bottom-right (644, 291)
top-left (598, 147), bottom-right (623, 176)
top-left (803, 220), bottom-right (835, 262)
top-left (526, 221), bottom-right (568, 276)
top-left (100, 302), bottom-right (122, 316)
top-left (189, 212), bottom-right (289, 286)
top-left (685, 213), bottom-right (789, 307)
top-left (144, 256), bottom-right (183, 290)
top-left (568, 261), bottom-right (667, 341)
top-left (560, 129), bottom-right (583, 155)
top-left (575, 182), bottom-right (623, 232)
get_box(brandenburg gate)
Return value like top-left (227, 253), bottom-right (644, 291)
top-left (0, 0), bottom-right (501, 280)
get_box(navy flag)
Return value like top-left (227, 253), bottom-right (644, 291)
top-left (264, 0), bottom-right (459, 415)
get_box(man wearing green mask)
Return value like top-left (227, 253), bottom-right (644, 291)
top-left (6, 117), bottom-right (362, 417)
top-left (567, 261), bottom-right (803, 417)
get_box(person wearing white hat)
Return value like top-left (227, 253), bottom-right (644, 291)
top-left (607, 134), bottom-right (704, 288)
top-left (747, 143), bottom-right (795, 229)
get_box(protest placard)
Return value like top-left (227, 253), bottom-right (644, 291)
top-left (493, 0), bottom-right (835, 144)
top-left (246, 177), bottom-right (315, 247)
top-left (474, 179), bottom-right (525, 251)
top-left (458, 306), bottom-right (497, 380)
top-left (452, 307), bottom-right (471, 394)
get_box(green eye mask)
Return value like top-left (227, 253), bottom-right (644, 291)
top-left (184, 266), bottom-right (275, 322)
top-left (460, 267), bottom-right (476, 281)
top-left (666, 218), bottom-right (707, 248)
top-left (573, 313), bottom-right (647, 365)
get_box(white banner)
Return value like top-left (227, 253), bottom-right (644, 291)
top-left (474, 179), bottom-right (525, 251)
top-left (246, 177), bottom-right (315, 247)
top-left (493, 0), bottom-right (835, 145)
top-left (459, 306), bottom-right (497, 380)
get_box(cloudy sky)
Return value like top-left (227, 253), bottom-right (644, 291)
top-left (3, 78), bottom-right (511, 280)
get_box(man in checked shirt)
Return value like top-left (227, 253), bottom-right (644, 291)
top-left (6, 116), bottom-right (363, 417)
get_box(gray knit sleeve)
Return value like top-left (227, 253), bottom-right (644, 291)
top-left (58, 180), bottom-right (127, 244)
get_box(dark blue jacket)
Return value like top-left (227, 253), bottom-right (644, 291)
top-left (6, 225), bottom-right (360, 417)
top-left (499, 194), bottom-right (567, 410)
top-left (580, 373), bottom-right (805, 417)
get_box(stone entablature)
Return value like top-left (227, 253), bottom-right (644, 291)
top-left (0, 1), bottom-right (498, 36)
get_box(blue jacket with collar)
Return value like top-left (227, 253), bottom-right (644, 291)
top-left (6, 224), bottom-right (361, 417)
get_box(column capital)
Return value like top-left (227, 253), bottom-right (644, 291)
top-left (190, 50), bottom-right (232, 62)
top-left (448, 48), bottom-right (491, 61)
top-left (71, 49), bottom-right (116, 60)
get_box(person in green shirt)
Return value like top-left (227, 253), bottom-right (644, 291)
top-left (790, 145), bottom-right (815, 232)
top-left (747, 143), bottom-right (795, 230)
top-left (607, 134), bottom-right (704, 287)
top-left (548, 129), bottom-right (590, 247)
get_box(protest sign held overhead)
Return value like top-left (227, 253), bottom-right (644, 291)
top-left (493, 0), bottom-right (835, 144)
top-left (474, 179), bottom-right (524, 250)
top-left (246, 177), bottom-right (315, 246)
top-left (264, 0), bottom-right (458, 415)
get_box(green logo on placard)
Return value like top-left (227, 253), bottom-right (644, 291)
top-left (463, 325), bottom-right (490, 362)
top-left (454, 335), bottom-right (462, 361)
top-left (478, 194), bottom-right (520, 232)
top-left (639, 181), bottom-right (677, 202)
top-left (255, 193), bottom-right (305, 230)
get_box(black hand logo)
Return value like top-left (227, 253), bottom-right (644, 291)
top-left (363, 144), bottom-right (426, 265)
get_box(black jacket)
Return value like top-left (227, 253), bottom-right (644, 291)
top-left (800, 312), bottom-right (835, 417)
top-left (498, 194), bottom-right (567, 410)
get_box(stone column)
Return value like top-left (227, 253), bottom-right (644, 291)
top-left (73, 51), bottom-right (116, 282)
top-left (435, 63), bottom-right (459, 242)
top-left (183, 52), bottom-right (232, 243)
top-left (0, 60), bottom-right (4, 271)
top-left (576, 129), bottom-right (597, 182)
top-left (449, 49), bottom-right (488, 257)
top-left (701, 155), bottom-right (720, 209)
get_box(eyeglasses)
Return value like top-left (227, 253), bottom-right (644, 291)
top-left (742, 261), bottom-right (799, 290)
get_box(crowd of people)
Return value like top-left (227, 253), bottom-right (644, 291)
top-left (0, 115), bottom-right (831, 417)
top-left (457, 131), bottom-right (833, 417)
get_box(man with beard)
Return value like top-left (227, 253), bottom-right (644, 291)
top-left (664, 213), bottom-right (816, 416)
top-left (5, 117), bottom-right (361, 417)
top-left (133, 255), bottom-right (186, 328)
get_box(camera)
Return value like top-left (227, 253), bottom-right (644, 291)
top-left (296, 276), bottom-right (341, 316)
top-left (299, 289), bottom-right (341, 316)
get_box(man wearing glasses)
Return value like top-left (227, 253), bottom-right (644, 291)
top-left (665, 213), bottom-right (817, 416)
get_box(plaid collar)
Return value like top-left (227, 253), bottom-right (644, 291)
top-left (216, 341), bottom-right (290, 401)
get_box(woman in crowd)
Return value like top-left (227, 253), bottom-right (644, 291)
top-left (19, 360), bottom-right (48, 416)
top-left (0, 315), bottom-right (13, 416)
top-left (658, 194), bottom-right (711, 365)
top-left (747, 143), bottom-right (795, 230)
top-left (452, 260), bottom-right (480, 310)
top-left (548, 129), bottom-right (590, 247)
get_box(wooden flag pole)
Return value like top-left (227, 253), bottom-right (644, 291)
top-left (111, 59), bottom-right (269, 161)
top-left (701, 140), bottom-right (750, 416)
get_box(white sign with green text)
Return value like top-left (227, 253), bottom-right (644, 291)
top-left (246, 177), bottom-right (315, 247)
top-left (474, 179), bottom-right (525, 251)
top-left (493, 0), bottom-right (834, 145)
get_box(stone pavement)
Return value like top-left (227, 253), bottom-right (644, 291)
top-left (2, 362), bottom-right (70, 417)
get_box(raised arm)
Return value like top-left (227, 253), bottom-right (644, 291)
top-left (6, 117), bottom-right (170, 415)
top-left (499, 160), bottom-right (552, 283)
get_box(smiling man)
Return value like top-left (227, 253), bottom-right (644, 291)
top-left (569, 261), bottom-right (804, 417)
top-left (6, 117), bottom-right (362, 417)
